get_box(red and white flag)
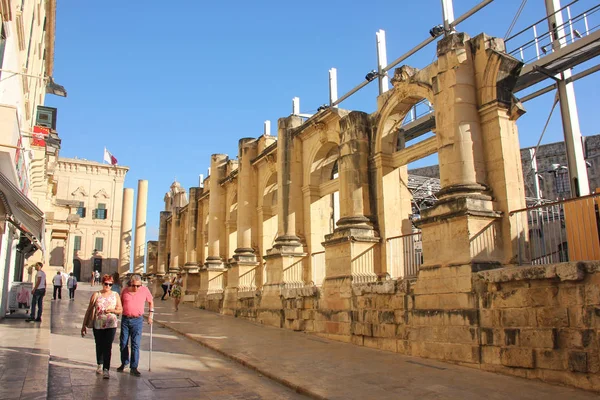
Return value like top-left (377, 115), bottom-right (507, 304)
top-left (103, 147), bottom-right (118, 165)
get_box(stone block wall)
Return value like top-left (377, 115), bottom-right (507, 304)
top-left (476, 263), bottom-right (600, 389)
top-left (193, 261), bottom-right (600, 392)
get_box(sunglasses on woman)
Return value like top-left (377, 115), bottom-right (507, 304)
top-left (103, 282), bottom-right (113, 287)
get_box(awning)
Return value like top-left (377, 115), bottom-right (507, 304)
top-left (0, 172), bottom-right (44, 251)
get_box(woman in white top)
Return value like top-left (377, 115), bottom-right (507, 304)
top-left (81, 274), bottom-right (123, 379)
top-left (170, 273), bottom-right (184, 311)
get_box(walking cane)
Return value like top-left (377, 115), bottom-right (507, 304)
top-left (149, 318), bottom-right (153, 372)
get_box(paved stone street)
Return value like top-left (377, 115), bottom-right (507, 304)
top-left (2, 282), bottom-right (600, 399)
top-left (46, 284), bottom-right (307, 400)
top-left (152, 297), bottom-right (600, 400)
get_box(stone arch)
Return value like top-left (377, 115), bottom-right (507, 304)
top-left (374, 79), bottom-right (434, 156)
top-left (307, 142), bottom-right (339, 188)
top-left (371, 74), bottom-right (435, 279)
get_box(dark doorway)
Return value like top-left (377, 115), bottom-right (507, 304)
top-left (73, 259), bottom-right (81, 281)
top-left (93, 258), bottom-right (102, 273)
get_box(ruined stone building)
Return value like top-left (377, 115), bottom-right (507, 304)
top-left (150, 33), bottom-right (600, 391)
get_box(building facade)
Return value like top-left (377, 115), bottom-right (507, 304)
top-left (149, 33), bottom-right (600, 391)
top-left (44, 157), bottom-right (128, 281)
top-left (0, 1), bottom-right (63, 317)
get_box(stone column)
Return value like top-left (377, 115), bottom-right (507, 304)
top-left (169, 211), bottom-right (181, 273)
top-left (118, 188), bottom-right (134, 275)
top-left (224, 139), bottom-right (260, 315)
top-left (272, 116), bottom-right (304, 252)
top-left (205, 154), bottom-right (228, 269)
top-left (65, 229), bottom-right (75, 273)
top-left (417, 32), bottom-right (500, 267)
top-left (133, 180), bottom-right (148, 274)
top-left (261, 116), bottom-right (305, 327)
top-left (156, 211), bottom-right (170, 275)
top-left (184, 187), bottom-right (200, 273)
top-left (322, 112), bottom-right (379, 308)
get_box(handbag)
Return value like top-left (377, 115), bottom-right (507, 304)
top-left (83, 292), bottom-right (99, 329)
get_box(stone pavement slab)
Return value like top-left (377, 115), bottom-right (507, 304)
top-left (0, 293), bottom-right (51, 399)
top-left (152, 300), bottom-right (600, 400)
top-left (47, 283), bottom-right (307, 399)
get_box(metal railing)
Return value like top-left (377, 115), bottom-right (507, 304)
top-left (311, 251), bottom-right (326, 287)
top-left (283, 258), bottom-right (304, 288)
top-left (207, 272), bottom-right (225, 294)
top-left (238, 266), bottom-right (257, 292)
top-left (351, 246), bottom-right (377, 283)
top-left (386, 231), bottom-right (423, 279)
top-left (510, 193), bottom-right (600, 265)
top-left (505, 2), bottom-right (600, 64)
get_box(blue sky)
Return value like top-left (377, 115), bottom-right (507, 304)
top-left (46, 0), bottom-right (600, 241)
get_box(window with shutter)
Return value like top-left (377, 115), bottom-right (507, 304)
top-left (76, 202), bottom-right (86, 218)
top-left (74, 236), bottom-right (81, 251)
top-left (98, 203), bottom-right (107, 220)
top-left (94, 237), bottom-right (104, 252)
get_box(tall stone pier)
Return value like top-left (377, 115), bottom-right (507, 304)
top-left (118, 188), bottom-right (134, 275)
top-left (133, 179), bottom-right (148, 274)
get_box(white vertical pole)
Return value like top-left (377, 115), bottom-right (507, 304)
top-left (199, 174), bottom-right (204, 188)
top-left (376, 30), bottom-right (389, 94)
top-left (533, 26), bottom-right (540, 60)
top-left (264, 120), bottom-right (271, 136)
top-left (329, 68), bottom-right (338, 107)
top-left (292, 97), bottom-right (300, 116)
top-left (545, 0), bottom-right (590, 197)
top-left (441, 0), bottom-right (455, 33)
top-left (529, 148), bottom-right (542, 200)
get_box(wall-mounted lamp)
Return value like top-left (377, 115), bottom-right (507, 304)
top-left (365, 70), bottom-right (378, 82)
top-left (429, 25), bottom-right (445, 38)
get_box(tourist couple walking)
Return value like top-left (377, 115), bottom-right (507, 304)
top-left (81, 273), bottom-right (154, 379)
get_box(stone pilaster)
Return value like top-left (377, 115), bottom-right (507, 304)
top-left (472, 33), bottom-right (527, 264)
top-left (118, 188), bottom-right (134, 275)
top-left (133, 180), bottom-right (148, 274)
top-left (205, 154), bottom-right (228, 270)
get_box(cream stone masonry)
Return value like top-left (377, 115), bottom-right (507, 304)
top-left (45, 158), bottom-right (128, 280)
top-left (118, 188), bottom-right (133, 275)
top-left (133, 179), bottom-right (148, 274)
top-left (152, 31), bottom-right (600, 392)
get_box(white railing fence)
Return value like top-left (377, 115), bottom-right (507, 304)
top-left (510, 193), bottom-right (600, 265)
top-left (207, 272), bottom-right (225, 294)
top-left (311, 251), bottom-right (326, 287)
top-left (238, 267), bottom-right (257, 292)
top-left (386, 231), bottom-right (422, 279)
top-left (283, 258), bottom-right (304, 288)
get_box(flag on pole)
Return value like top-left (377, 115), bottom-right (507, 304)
top-left (103, 147), bottom-right (118, 165)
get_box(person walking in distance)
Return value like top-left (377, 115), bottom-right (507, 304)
top-left (81, 274), bottom-right (123, 379)
top-left (117, 274), bottom-right (154, 377)
top-left (160, 275), bottom-right (171, 301)
top-left (111, 272), bottom-right (122, 295)
top-left (170, 273), bottom-right (184, 311)
top-left (67, 272), bottom-right (77, 300)
top-left (90, 270), bottom-right (95, 287)
top-left (26, 262), bottom-right (46, 323)
top-left (52, 271), bottom-right (63, 300)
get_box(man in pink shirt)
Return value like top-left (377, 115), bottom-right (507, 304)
top-left (116, 274), bottom-right (154, 377)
